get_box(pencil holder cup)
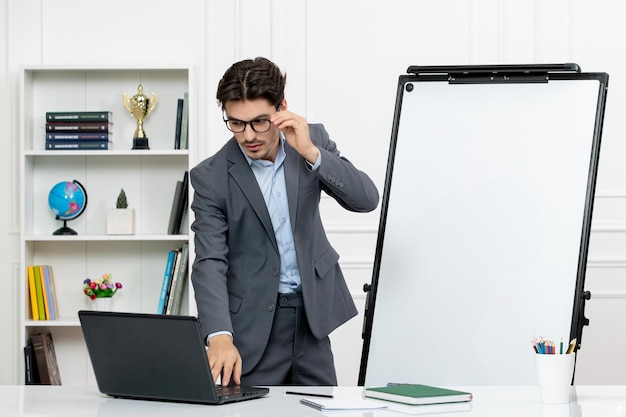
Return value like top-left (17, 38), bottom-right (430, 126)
top-left (534, 353), bottom-right (575, 404)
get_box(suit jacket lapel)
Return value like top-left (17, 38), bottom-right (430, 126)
top-left (225, 140), bottom-right (278, 250)
top-left (284, 144), bottom-right (300, 233)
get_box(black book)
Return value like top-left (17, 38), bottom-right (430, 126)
top-left (24, 343), bottom-right (40, 384)
top-left (167, 171), bottom-right (189, 234)
top-left (174, 98), bottom-right (184, 149)
top-left (167, 181), bottom-right (183, 235)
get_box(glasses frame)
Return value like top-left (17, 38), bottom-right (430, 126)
top-left (223, 117), bottom-right (273, 134)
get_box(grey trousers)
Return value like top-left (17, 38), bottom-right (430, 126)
top-left (240, 293), bottom-right (337, 386)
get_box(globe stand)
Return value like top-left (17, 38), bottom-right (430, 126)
top-left (53, 218), bottom-right (77, 235)
top-left (48, 179), bottom-right (87, 236)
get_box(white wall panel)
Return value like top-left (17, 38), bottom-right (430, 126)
top-left (40, 0), bottom-right (205, 66)
top-left (469, 0), bottom-right (501, 63)
top-left (238, 0), bottom-right (272, 59)
top-left (570, 0), bottom-right (626, 193)
top-left (271, 0), bottom-right (307, 115)
top-left (535, 0), bottom-right (571, 61)
top-left (501, 1), bottom-right (537, 62)
top-left (3, 0), bottom-right (25, 386)
top-left (575, 296), bottom-right (626, 384)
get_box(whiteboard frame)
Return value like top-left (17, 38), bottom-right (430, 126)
top-left (359, 64), bottom-right (608, 387)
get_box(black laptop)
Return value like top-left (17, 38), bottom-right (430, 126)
top-left (78, 310), bottom-right (269, 404)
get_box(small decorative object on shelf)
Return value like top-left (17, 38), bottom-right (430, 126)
top-left (116, 188), bottom-right (128, 209)
top-left (48, 180), bottom-right (88, 235)
top-left (107, 188), bottom-right (136, 235)
top-left (122, 84), bottom-right (157, 150)
top-left (83, 273), bottom-right (122, 311)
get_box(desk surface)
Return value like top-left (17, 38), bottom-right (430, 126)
top-left (1, 385), bottom-right (626, 417)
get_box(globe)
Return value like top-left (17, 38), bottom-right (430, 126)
top-left (48, 180), bottom-right (88, 235)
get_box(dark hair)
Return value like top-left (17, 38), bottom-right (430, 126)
top-left (216, 57), bottom-right (286, 111)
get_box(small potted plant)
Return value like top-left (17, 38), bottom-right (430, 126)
top-left (83, 273), bottom-right (123, 311)
top-left (107, 188), bottom-right (135, 234)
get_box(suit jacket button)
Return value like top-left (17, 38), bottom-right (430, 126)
top-left (273, 268), bottom-right (280, 276)
top-left (267, 304), bottom-right (275, 311)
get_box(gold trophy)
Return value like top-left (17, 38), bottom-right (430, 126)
top-left (123, 84), bottom-right (158, 150)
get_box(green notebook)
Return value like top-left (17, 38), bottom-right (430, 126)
top-left (364, 384), bottom-right (473, 405)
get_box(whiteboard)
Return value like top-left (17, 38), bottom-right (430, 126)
top-left (361, 68), bottom-right (607, 387)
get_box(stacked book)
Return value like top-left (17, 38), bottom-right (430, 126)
top-left (27, 265), bottom-right (59, 321)
top-left (45, 111), bottom-right (113, 150)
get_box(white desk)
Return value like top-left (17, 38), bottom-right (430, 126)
top-left (1, 385), bottom-right (626, 416)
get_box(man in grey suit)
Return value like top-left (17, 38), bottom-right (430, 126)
top-left (190, 57), bottom-right (379, 386)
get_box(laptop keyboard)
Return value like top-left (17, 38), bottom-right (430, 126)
top-left (216, 385), bottom-right (243, 396)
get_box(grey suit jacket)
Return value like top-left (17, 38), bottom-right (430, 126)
top-left (190, 123), bottom-right (379, 374)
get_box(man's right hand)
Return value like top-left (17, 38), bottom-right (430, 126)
top-left (207, 334), bottom-right (242, 386)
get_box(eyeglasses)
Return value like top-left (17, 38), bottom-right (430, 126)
top-left (223, 117), bottom-right (273, 133)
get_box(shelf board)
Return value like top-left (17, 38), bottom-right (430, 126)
top-left (24, 150), bottom-right (189, 157)
top-left (25, 318), bottom-right (80, 327)
top-left (25, 234), bottom-right (189, 242)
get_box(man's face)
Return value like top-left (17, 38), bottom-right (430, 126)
top-left (224, 98), bottom-right (281, 162)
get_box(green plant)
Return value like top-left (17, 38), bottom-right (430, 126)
top-left (83, 273), bottom-right (122, 299)
top-left (116, 188), bottom-right (128, 209)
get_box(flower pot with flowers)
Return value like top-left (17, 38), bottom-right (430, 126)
top-left (83, 273), bottom-right (123, 311)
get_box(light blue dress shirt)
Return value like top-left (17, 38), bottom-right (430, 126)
top-left (244, 133), bottom-right (321, 293)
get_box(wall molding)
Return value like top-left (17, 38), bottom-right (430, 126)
top-left (591, 222), bottom-right (626, 233)
top-left (586, 291), bottom-right (626, 300)
top-left (324, 223), bottom-right (378, 234)
top-left (595, 191), bottom-right (626, 199)
top-left (587, 258), bottom-right (626, 269)
top-left (339, 258), bottom-right (374, 270)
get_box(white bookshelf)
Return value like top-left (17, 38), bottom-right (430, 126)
top-left (19, 66), bottom-right (195, 385)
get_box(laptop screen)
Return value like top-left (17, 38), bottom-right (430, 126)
top-left (79, 310), bottom-right (219, 403)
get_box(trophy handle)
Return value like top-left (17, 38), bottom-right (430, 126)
top-left (122, 92), bottom-right (132, 113)
top-left (147, 92), bottom-right (158, 115)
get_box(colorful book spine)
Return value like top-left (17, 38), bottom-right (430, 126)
top-left (42, 265), bottom-right (56, 320)
top-left (47, 266), bottom-right (59, 320)
top-left (38, 266), bottom-right (51, 321)
top-left (27, 266), bottom-right (39, 320)
top-left (165, 249), bottom-right (182, 314)
top-left (46, 132), bottom-right (112, 141)
top-left (32, 266), bottom-right (46, 320)
top-left (156, 250), bottom-right (177, 314)
top-left (46, 111), bottom-right (112, 122)
top-left (45, 140), bottom-right (111, 150)
top-left (169, 243), bottom-right (189, 315)
top-left (46, 122), bottom-right (112, 132)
